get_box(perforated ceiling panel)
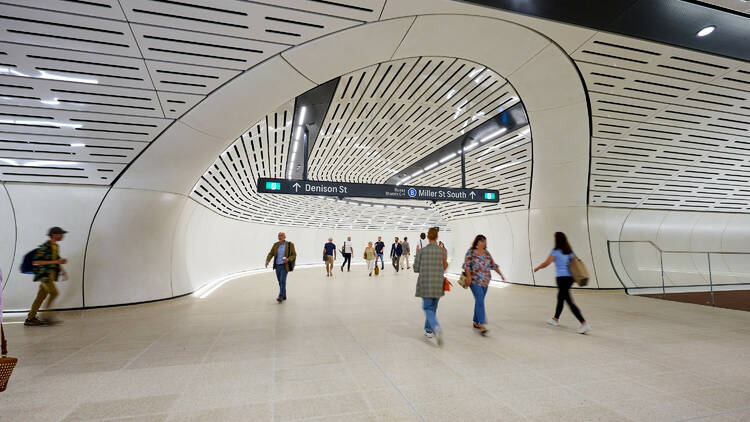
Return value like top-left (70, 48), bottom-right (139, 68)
top-left (190, 100), bottom-right (445, 230)
top-left (575, 33), bottom-right (750, 212)
top-left (408, 127), bottom-right (532, 220)
top-left (307, 57), bottom-right (521, 184)
top-left (0, 0), bottom-right (384, 184)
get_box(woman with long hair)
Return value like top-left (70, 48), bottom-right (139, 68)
top-left (534, 232), bottom-right (590, 334)
top-left (462, 234), bottom-right (505, 336)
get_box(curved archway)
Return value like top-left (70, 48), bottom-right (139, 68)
top-left (84, 15), bottom-right (591, 306)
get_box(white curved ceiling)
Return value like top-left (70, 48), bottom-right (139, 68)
top-left (306, 57), bottom-right (520, 184)
top-left (190, 98), bottom-right (445, 230)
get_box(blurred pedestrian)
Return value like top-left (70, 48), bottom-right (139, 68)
top-left (323, 237), bottom-right (336, 277)
top-left (364, 241), bottom-right (376, 276)
top-left (413, 228), bottom-right (446, 346)
top-left (534, 232), bottom-right (590, 334)
top-left (462, 234), bottom-right (505, 336)
top-left (25, 227), bottom-right (68, 326)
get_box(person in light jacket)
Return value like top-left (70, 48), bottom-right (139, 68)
top-left (413, 228), bottom-right (446, 346)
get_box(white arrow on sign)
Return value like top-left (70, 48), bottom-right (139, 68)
top-left (470, 191), bottom-right (476, 198)
top-left (292, 182), bottom-right (301, 192)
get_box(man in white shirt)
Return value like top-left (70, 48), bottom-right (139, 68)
top-left (401, 237), bottom-right (411, 269)
top-left (340, 236), bottom-right (354, 272)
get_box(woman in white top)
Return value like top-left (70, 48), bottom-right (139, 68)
top-left (340, 237), bottom-right (354, 272)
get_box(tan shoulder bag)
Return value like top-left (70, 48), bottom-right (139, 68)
top-left (569, 255), bottom-right (590, 287)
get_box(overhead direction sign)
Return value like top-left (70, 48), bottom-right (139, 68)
top-left (257, 178), bottom-right (499, 203)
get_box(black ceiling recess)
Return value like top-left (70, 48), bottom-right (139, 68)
top-left (460, 0), bottom-right (750, 62)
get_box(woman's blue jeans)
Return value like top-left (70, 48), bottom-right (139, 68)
top-left (470, 283), bottom-right (488, 325)
top-left (422, 297), bottom-right (441, 334)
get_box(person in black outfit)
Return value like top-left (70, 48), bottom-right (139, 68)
top-left (533, 232), bottom-right (590, 334)
top-left (340, 236), bottom-right (353, 272)
top-left (390, 237), bottom-right (403, 272)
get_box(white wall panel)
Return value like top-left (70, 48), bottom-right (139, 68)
top-left (446, 213), bottom-right (514, 280)
top-left (84, 188), bottom-right (186, 307)
top-left (0, 185), bottom-right (16, 293)
top-left (180, 56), bottom-right (314, 145)
top-left (282, 17), bottom-right (416, 85)
top-left (529, 206), bottom-right (595, 287)
top-left (174, 198), bottom-right (446, 294)
top-left (1, 183), bottom-right (107, 311)
top-left (114, 122), bottom-right (225, 196)
top-left (602, 209), bottom-right (750, 289)
top-left (392, 15), bottom-right (549, 78)
top-left (504, 210), bottom-right (533, 284)
top-left (620, 209), bottom-right (667, 242)
top-left (380, 0), bottom-right (595, 54)
top-left (508, 44), bottom-right (585, 112)
top-left (527, 103), bottom-right (590, 209)
top-left (170, 199), bottom-right (200, 296)
top-left (587, 207), bottom-right (631, 288)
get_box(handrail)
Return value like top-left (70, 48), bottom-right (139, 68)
top-left (607, 240), bottom-right (750, 306)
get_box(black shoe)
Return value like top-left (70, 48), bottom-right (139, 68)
top-left (24, 318), bottom-right (44, 326)
top-left (282, 296), bottom-right (287, 301)
top-left (276, 297), bottom-right (283, 303)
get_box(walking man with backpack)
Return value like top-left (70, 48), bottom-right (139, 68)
top-left (24, 227), bottom-right (67, 326)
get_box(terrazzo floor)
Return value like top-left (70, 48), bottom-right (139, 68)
top-left (2, 266), bottom-right (750, 421)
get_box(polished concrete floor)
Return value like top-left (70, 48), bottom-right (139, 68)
top-left (2, 266), bottom-right (750, 422)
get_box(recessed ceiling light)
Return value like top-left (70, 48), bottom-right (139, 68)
top-left (697, 26), bottom-right (715, 37)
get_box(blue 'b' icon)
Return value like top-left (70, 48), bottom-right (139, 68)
top-left (407, 188), bottom-right (417, 198)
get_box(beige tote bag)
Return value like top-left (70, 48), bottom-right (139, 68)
top-left (569, 255), bottom-right (589, 286)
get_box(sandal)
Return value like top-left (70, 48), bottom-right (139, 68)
top-left (473, 322), bottom-right (481, 329)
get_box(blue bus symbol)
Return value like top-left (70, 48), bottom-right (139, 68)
top-left (407, 188), bottom-right (417, 198)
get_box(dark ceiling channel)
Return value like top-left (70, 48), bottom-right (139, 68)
top-left (385, 102), bottom-right (529, 186)
top-left (287, 77), bottom-right (339, 180)
top-left (460, 0), bottom-right (750, 62)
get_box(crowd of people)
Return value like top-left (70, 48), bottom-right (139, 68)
top-left (8, 227), bottom-right (590, 344)
top-left (264, 229), bottom-right (590, 346)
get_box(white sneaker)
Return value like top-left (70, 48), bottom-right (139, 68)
top-left (424, 332), bottom-right (433, 339)
top-left (547, 318), bottom-right (559, 327)
top-left (577, 323), bottom-right (591, 334)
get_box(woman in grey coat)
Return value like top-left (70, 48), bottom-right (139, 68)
top-left (413, 227), bottom-right (446, 346)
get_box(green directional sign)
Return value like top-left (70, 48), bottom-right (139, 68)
top-left (265, 181), bottom-right (281, 191)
